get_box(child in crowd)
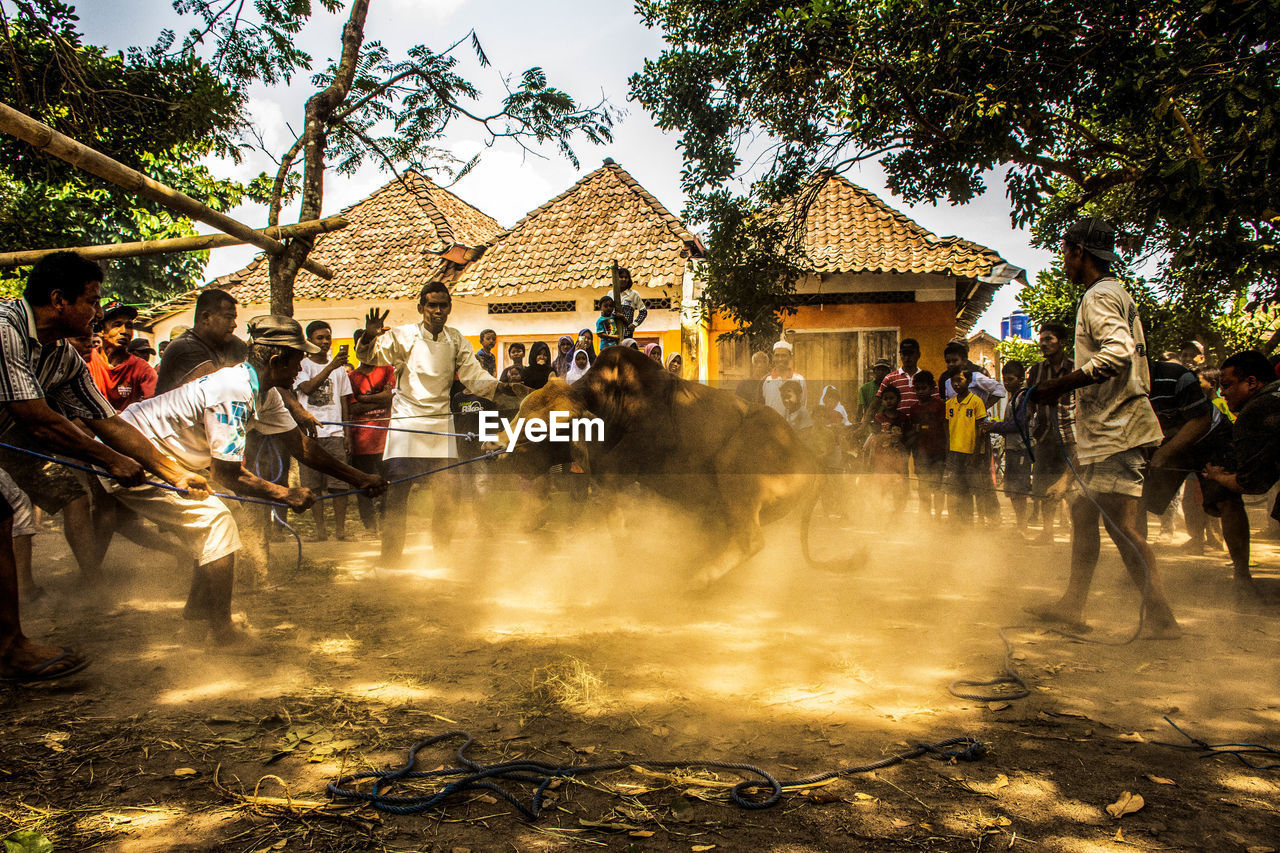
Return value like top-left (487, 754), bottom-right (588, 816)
top-left (565, 348), bottom-right (591, 384)
top-left (779, 380), bottom-right (813, 435)
top-left (945, 367), bottom-right (989, 523)
top-left (906, 370), bottom-right (947, 519)
top-left (813, 385), bottom-right (851, 518)
top-left (867, 384), bottom-right (909, 509)
top-left (1196, 365), bottom-right (1235, 422)
top-left (596, 296), bottom-right (622, 349)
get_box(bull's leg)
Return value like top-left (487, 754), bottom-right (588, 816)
top-left (688, 496), bottom-right (765, 589)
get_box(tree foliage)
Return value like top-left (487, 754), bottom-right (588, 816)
top-left (630, 0), bottom-right (1280, 333)
top-left (169, 0), bottom-right (617, 314)
top-left (1016, 262), bottom-right (1274, 364)
top-left (0, 0), bottom-right (263, 302)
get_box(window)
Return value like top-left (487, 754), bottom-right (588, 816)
top-left (488, 300), bottom-right (576, 314)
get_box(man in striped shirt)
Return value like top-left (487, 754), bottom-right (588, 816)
top-left (0, 252), bottom-right (209, 683)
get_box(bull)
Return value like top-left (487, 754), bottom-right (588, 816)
top-left (492, 345), bottom-right (838, 586)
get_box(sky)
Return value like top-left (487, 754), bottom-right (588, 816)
top-left (74, 0), bottom-right (1055, 337)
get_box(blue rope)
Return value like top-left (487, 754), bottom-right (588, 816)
top-left (327, 731), bottom-right (986, 820)
top-left (320, 421), bottom-right (476, 440)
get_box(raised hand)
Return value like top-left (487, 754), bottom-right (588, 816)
top-left (362, 308), bottom-right (390, 341)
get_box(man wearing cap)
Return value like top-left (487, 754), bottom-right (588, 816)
top-left (88, 300), bottom-right (157, 412)
top-left (358, 281), bottom-right (526, 562)
top-left (127, 337), bottom-right (157, 364)
top-left (112, 315), bottom-right (387, 646)
top-left (859, 358), bottom-right (893, 421)
top-left (762, 339), bottom-right (806, 417)
top-left (1028, 218), bottom-right (1179, 638)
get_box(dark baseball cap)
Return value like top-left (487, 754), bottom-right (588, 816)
top-left (127, 337), bottom-right (156, 356)
top-left (246, 315), bottom-right (321, 354)
top-left (1062, 218), bottom-right (1122, 264)
top-left (872, 358), bottom-right (893, 369)
top-left (102, 300), bottom-right (138, 322)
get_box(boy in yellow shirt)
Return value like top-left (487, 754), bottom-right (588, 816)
top-left (945, 368), bottom-right (990, 522)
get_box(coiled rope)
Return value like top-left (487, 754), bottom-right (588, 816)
top-left (327, 730), bottom-right (987, 820)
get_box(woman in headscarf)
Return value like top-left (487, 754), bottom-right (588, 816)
top-left (576, 329), bottom-right (597, 365)
top-left (522, 341), bottom-right (554, 389)
top-left (817, 385), bottom-right (851, 426)
top-left (620, 338), bottom-right (639, 350)
top-left (565, 348), bottom-right (592, 384)
top-left (644, 343), bottom-right (662, 364)
top-left (666, 352), bottom-right (682, 376)
top-left (551, 335), bottom-right (574, 378)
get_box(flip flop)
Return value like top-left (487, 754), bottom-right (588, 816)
top-left (1023, 605), bottom-right (1093, 635)
top-left (1, 647), bottom-right (90, 683)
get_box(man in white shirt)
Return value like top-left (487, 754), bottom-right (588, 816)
top-left (115, 316), bottom-right (386, 646)
top-left (357, 282), bottom-right (526, 562)
top-left (762, 340), bottom-right (806, 417)
top-left (295, 321), bottom-right (355, 540)
top-left (1028, 218), bottom-right (1178, 638)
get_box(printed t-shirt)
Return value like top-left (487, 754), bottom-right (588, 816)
top-left (120, 363), bottom-right (296, 471)
top-left (347, 365), bottom-right (395, 456)
top-left (946, 392), bottom-right (987, 454)
top-left (596, 314), bottom-right (621, 348)
top-left (88, 348), bottom-right (157, 411)
top-left (295, 357), bottom-right (353, 439)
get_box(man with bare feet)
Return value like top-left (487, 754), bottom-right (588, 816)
top-left (1027, 220), bottom-right (1180, 639)
top-left (0, 252), bottom-right (209, 682)
top-left (113, 316), bottom-right (387, 647)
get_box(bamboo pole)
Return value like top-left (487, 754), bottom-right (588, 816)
top-left (0, 101), bottom-right (335, 280)
top-left (0, 216), bottom-right (349, 268)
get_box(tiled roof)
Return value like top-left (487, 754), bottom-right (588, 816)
top-left (452, 159), bottom-right (704, 297)
top-left (142, 171), bottom-right (500, 318)
top-left (782, 173), bottom-right (1025, 333)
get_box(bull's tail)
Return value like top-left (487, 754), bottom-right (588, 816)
top-left (799, 480), bottom-right (863, 571)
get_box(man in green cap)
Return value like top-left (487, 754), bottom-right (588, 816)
top-left (110, 315), bottom-right (387, 647)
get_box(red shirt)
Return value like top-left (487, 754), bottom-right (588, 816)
top-left (89, 349), bottom-right (157, 412)
top-left (347, 365), bottom-right (395, 456)
top-left (877, 367), bottom-right (919, 414)
top-left (907, 396), bottom-right (948, 457)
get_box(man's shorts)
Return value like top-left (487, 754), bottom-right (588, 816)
top-left (1003, 447), bottom-right (1032, 497)
top-left (0, 468), bottom-right (35, 536)
top-left (299, 436), bottom-right (347, 493)
top-left (0, 431), bottom-right (87, 514)
top-left (1078, 446), bottom-right (1151, 499)
top-left (102, 474), bottom-right (241, 566)
top-left (944, 450), bottom-right (989, 493)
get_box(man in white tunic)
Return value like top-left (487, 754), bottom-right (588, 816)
top-left (357, 282), bottom-right (525, 561)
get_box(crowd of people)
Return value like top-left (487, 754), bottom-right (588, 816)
top-left (1, 218), bottom-right (1277, 681)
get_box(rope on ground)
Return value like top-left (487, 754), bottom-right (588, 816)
top-left (1153, 716), bottom-right (1280, 770)
top-left (327, 730), bottom-right (986, 820)
top-left (947, 627), bottom-right (1031, 702)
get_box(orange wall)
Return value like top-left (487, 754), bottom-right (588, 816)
top-left (708, 301), bottom-right (957, 378)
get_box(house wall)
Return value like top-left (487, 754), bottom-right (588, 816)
top-left (706, 271), bottom-right (961, 381)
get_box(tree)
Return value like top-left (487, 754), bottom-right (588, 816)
top-left (169, 0), bottom-right (616, 314)
top-left (630, 0), bottom-right (1280, 327)
top-left (0, 0), bottom-right (263, 302)
top-left (1016, 261), bottom-right (1274, 363)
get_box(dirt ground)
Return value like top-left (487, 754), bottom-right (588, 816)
top-left (3, 478), bottom-right (1279, 853)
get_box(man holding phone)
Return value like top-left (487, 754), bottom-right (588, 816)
top-left (294, 321), bottom-right (355, 540)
